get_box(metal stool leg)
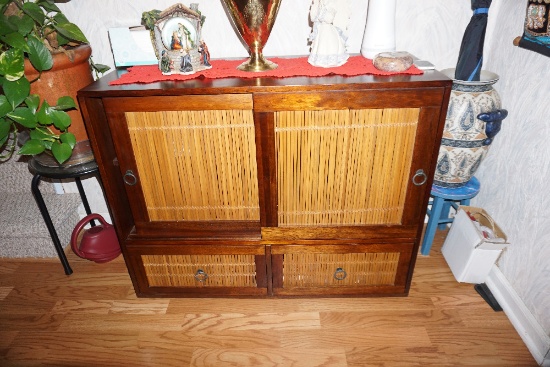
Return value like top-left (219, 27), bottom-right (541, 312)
top-left (421, 196), bottom-right (445, 256)
top-left (31, 174), bottom-right (73, 275)
top-left (75, 177), bottom-right (95, 227)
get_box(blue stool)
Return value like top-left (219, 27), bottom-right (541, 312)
top-left (420, 177), bottom-right (480, 255)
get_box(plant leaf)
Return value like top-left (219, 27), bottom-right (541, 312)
top-left (18, 138), bottom-right (46, 155)
top-left (22, 2), bottom-right (46, 26)
top-left (3, 77), bottom-right (30, 109)
top-left (0, 118), bottom-right (13, 147)
top-left (55, 96), bottom-right (76, 110)
top-left (42, 138), bottom-right (52, 150)
top-left (30, 127), bottom-right (51, 141)
top-left (50, 109), bottom-right (71, 130)
top-left (51, 141), bottom-right (72, 164)
top-left (55, 31), bottom-right (69, 47)
top-left (0, 48), bottom-right (25, 81)
top-left (60, 132), bottom-right (76, 148)
top-left (25, 95), bottom-right (40, 113)
top-left (92, 63), bottom-right (111, 74)
top-left (52, 12), bottom-right (69, 25)
top-left (38, 0), bottom-right (61, 13)
top-left (27, 35), bottom-right (54, 72)
top-left (7, 107), bottom-right (38, 128)
top-left (1, 32), bottom-right (31, 53)
top-left (37, 100), bottom-right (52, 125)
top-left (17, 14), bottom-right (35, 37)
top-left (53, 22), bottom-right (88, 44)
top-left (0, 95), bottom-right (13, 118)
top-left (0, 14), bottom-right (17, 36)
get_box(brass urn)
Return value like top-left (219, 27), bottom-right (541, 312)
top-left (221, 0), bottom-right (282, 72)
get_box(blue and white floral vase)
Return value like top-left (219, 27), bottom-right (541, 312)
top-left (434, 68), bottom-right (507, 188)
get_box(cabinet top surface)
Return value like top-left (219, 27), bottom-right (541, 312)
top-left (79, 68), bottom-right (452, 98)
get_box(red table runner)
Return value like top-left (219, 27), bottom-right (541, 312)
top-left (109, 56), bottom-right (423, 85)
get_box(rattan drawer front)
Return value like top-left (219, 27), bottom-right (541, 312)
top-left (271, 243), bottom-right (413, 296)
top-left (282, 252), bottom-right (400, 288)
top-left (142, 254), bottom-right (259, 288)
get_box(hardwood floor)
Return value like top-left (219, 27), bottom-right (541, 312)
top-left (0, 230), bottom-right (536, 367)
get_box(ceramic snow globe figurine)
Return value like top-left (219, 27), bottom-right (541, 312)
top-left (308, 0), bottom-right (351, 68)
top-left (143, 3), bottom-right (211, 75)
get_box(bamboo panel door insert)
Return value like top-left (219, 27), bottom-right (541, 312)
top-left (103, 95), bottom-right (261, 238)
top-left (275, 108), bottom-right (419, 227)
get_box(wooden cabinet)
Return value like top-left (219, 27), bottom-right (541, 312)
top-left (78, 71), bottom-right (451, 297)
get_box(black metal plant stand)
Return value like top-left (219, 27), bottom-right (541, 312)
top-left (28, 141), bottom-right (99, 275)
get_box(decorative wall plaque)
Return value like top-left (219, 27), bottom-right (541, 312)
top-left (514, 0), bottom-right (550, 57)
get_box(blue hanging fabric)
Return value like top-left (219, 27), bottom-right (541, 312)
top-left (516, 1), bottom-right (550, 57)
top-left (455, 0), bottom-right (492, 81)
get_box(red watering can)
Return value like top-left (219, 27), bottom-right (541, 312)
top-left (71, 214), bottom-right (121, 263)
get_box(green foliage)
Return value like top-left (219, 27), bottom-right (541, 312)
top-left (141, 9), bottom-right (161, 31)
top-left (26, 35), bottom-right (53, 71)
top-left (90, 56), bottom-right (110, 80)
top-left (0, 0), bottom-right (97, 164)
top-left (197, 11), bottom-right (206, 27)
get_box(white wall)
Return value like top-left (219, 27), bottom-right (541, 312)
top-left (474, 0), bottom-right (550, 337)
top-left (57, 0), bottom-right (367, 62)
top-left (59, 0), bottom-right (550, 349)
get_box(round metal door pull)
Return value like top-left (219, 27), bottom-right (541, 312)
top-left (334, 267), bottom-right (347, 281)
top-left (412, 169), bottom-right (428, 186)
top-left (123, 170), bottom-right (137, 186)
top-left (194, 269), bottom-right (208, 282)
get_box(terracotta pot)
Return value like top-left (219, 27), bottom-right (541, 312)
top-left (24, 44), bottom-right (94, 142)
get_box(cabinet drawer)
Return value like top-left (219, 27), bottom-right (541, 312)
top-left (271, 243), bottom-right (413, 296)
top-left (125, 243), bottom-right (268, 297)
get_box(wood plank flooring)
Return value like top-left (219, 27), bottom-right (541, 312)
top-left (0, 230), bottom-right (536, 366)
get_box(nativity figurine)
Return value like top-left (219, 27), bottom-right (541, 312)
top-left (143, 3), bottom-right (211, 76)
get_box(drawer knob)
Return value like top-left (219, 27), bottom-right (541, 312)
top-left (412, 169), bottom-right (428, 186)
top-left (194, 269), bottom-right (209, 282)
top-left (123, 170), bottom-right (138, 186)
top-left (334, 267), bottom-right (347, 281)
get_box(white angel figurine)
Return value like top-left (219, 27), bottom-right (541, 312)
top-left (308, 0), bottom-right (351, 68)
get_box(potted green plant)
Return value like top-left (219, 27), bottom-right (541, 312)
top-left (0, 0), bottom-right (109, 164)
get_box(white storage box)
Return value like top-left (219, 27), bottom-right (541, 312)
top-left (108, 27), bottom-right (158, 67)
top-left (442, 206), bottom-right (509, 284)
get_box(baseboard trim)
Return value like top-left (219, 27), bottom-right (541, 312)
top-left (486, 266), bottom-right (550, 366)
